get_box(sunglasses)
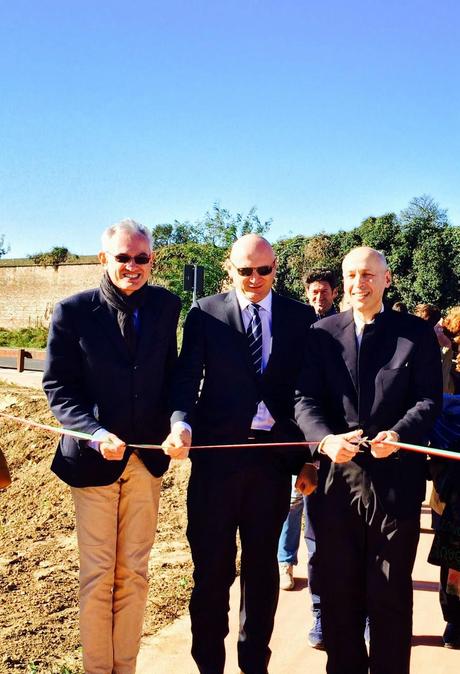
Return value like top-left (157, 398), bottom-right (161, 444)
top-left (108, 252), bottom-right (152, 265)
top-left (230, 260), bottom-right (275, 277)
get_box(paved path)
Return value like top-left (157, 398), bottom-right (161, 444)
top-left (0, 368), bottom-right (43, 389)
top-left (137, 505), bottom-right (459, 674)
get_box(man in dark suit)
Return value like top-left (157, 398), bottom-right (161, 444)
top-left (295, 246), bottom-right (443, 674)
top-left (163, 234), bottom-right (315, 674)
top-left (43, 219), bottom-right (180, 674)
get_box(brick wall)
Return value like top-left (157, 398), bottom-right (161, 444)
top-left (0, 259), bottom-right (102, 328)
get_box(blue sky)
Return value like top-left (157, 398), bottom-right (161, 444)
top-left (1, 0), bottom-right (459, 258)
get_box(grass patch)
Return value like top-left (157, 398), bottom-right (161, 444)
top-left (0, 327), bottom-right (48, 348)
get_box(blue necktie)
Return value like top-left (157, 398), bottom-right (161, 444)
top-left (246, 303), bottom-right (263, 375)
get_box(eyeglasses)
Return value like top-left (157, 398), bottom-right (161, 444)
top-left (230, 260), bottom-right (275, 277)
top-left (108, 252), bottom-right (152, 265)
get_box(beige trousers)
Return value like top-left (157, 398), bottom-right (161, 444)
top-left (71, 453), bottom-right (162, 674)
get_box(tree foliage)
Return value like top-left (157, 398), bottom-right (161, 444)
top-left (28, 246), bottom-right (77, 268)
top-left (151, 204), bottom-right (271, 250)
top-left (150, 196), bottom-right (460, 315)
top-left (151, 205), bottom-right (271, 316)
top-left (274, 195), bottom-right (460, 311)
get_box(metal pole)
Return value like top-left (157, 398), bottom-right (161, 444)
top-left (192, 264), bottom-right (198, 304)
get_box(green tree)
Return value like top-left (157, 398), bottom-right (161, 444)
top-left (274, 235), bottom-right (308, 300)
top-left (273, 196), bottom-right (460, 312)
top-left (28, 246), bottom-right (77, 268)
top-left (199, 204), bottom-right (271, 247)
top-left (150, 205), bottom-right (272, 316)
top-left (153, 204), bottom-right (271, 249)
top-left (152, 242), bottom-right (228, 318)
top-left (389, 195), bottom-right (452, 309)
top-left (151, 224), bottom-right (174, 248)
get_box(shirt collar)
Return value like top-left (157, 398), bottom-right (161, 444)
top-left (236, 289), bottom-right (273, 314)
top-left (353, 304), bottom-right (384, 334)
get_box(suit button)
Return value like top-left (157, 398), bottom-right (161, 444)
top-left (133, 365), bottom-right (139, 370)
top-left (134, 394), bottom-right (139, 399)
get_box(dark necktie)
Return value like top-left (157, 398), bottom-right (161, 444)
top-left (246, 303), bottom-right (263, 375)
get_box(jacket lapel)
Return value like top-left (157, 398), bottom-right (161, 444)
top-left (224, 290), bottom-right (257, 375)
top-left (224, 290), bottom-right (245, 334)
top-left (92, 290), bottom-right (132, 360)
top-left (136, 290), bottom-right (164, 356)
top-left (336, 310), bottom-right (359, 394)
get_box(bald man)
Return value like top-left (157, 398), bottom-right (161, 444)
top-left (295, 247), bottom-right (442, 674)
top-left (164, 234), bottom-right (315, 674)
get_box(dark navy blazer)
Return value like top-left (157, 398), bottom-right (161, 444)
top-left (43, 285), bottom-right (181, 487)
top-left (295, 308), bottom-right (443, 516)
top-left (171, 289), bottom-right (316, 474)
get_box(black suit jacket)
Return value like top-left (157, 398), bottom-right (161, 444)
top-left (43, 285), bottom-right (181, 487)
top-left (295, 308), bottom-right (443, 516)
top-left (171, 290), bottom-right (316, 473)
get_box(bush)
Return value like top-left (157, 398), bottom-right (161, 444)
top-left (0, 327), bottom-right (48, 348)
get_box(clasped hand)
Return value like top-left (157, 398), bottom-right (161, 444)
top-left (161, 426), bottom-right (191, 460)
top-left (98, 433), bottom-right (126, 461)
top-left (320, 429), bottom-right (399, 463)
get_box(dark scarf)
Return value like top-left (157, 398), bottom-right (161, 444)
top-left (99, 272), bottom-right (149, 354)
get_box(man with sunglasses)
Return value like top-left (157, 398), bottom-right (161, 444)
top-left (163, 234), bottom-right (315, 674)
top-left (43, 219), bottom-right (181, 674)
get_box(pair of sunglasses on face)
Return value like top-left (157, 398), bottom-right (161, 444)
top-left (230, 260), bottom-right (275, 277)
top-left (109, 253), bottom-right (152, 265)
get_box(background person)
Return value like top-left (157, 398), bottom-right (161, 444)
top-left (303, 269), bottom-right (338, 320)
top-left (277, 269), bottom-right (338, 650)
top-left (428, 305), bottom-right (460, 648)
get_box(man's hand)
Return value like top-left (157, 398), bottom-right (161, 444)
top-left (295, 463), bottom-right (318, 495)
top-left (370, 430), bottom-right (400, 458)
top-left (98, 433), bottom-right (126, 461)
top-left (320, 429), bottom-right (363, 463)
top-left (162, 425), bottom-right (191, 460)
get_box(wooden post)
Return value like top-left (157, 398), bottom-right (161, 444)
top-left (17, 349), bottom-right (25, 372)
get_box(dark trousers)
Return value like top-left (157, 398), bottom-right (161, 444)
top-left (309, 486), bottom-right (420, 674)
top-left (186, 454), bottom-right (291, 674)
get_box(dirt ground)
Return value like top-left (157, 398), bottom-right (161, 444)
top-left (0, 383), bottom-right (193, 674)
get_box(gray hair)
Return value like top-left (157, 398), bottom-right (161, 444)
top-left (101, 218), bottom-right (153, 251)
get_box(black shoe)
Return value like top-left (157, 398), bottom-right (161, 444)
top-left (308, 609), bottom-right (325, 650)
top-left (443, 622), bottom-right (460, 649)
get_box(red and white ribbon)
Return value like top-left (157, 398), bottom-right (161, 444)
top-left (1, 412), bottom-right (459, 460)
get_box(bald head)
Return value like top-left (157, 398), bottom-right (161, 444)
top-left (342, 246), bottom-right (391, 321)
top-left (227, 234), bottom-right (277, 303)
top-left (342, 246), bottom-right (388, 272)
top-left (230, 234), bottom-right (274, 261)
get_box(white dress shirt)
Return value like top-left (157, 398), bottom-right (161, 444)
top-left (236, 289), bottom-right (275, 431)
top-left (353, 304), bottom-right (384, 348)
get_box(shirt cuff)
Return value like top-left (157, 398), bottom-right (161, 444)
top-left (87, 427), bottom-right (108, 451)
top-left (172, 421), bottom-right (192, 436)
top-left (318, 434), bottom-right (334, 455)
